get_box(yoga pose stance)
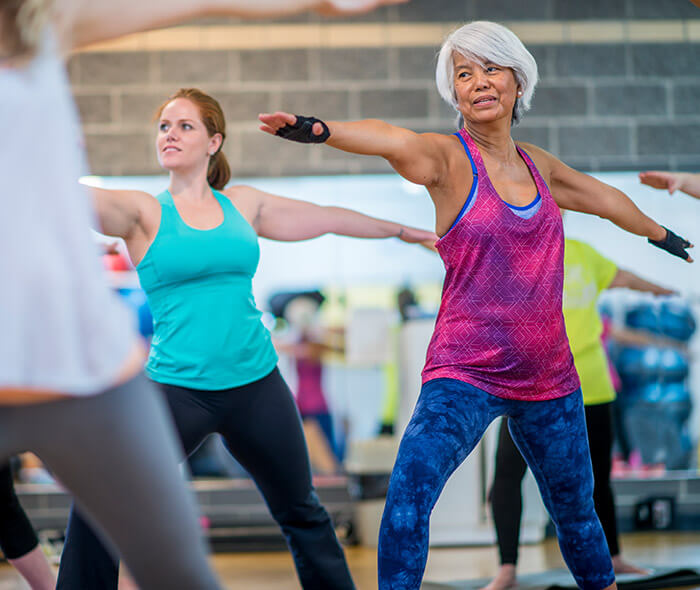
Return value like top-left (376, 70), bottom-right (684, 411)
top-left (1, 0), bottom-right (407, 589)
top-left (57, 87), bottom-right (435, 590)
top-left (260, 20), bottom-right (693, 590)
top-left (484, 238), bottom-right (675, 590)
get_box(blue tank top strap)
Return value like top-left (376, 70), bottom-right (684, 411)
top-left (444, 131), bottom-right (479, 234)
top-left (454, 131), bottom-right (478, 178)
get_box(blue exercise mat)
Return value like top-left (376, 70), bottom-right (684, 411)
top-left (422, 566), bottom-right (700, 590)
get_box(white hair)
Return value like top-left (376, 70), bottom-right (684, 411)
top-left (436, 21), bottom-right (538, 125)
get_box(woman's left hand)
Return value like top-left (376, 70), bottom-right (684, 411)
top-left (398, 227), bottom-right (439, 250)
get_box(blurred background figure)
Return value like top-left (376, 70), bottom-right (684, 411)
top-left (271, 291), bottom-right (345, 475)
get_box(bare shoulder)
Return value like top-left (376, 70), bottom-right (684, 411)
top-left (422, 131), bottom-right (459, 143)
top-left (222, 184), bottom-right (262, 205)
top-left (515, 141), bottom-right (560, 184)
top-left (126, 190), bottom-right (161, 236)
top-left (424, 132), bottom-right (477, 206)
top-left (221, 185), bottom-right (263, 222)
top-left (91, 186), bottom-right (155, 208)
top-left (422, 131), bottom-right (463, 154)
top-left (132, 189), bottom-right (161, 210)
top-left (516, 141), bottom-right (552, 164)
top-left (423, 132), bottom-right (472, 185)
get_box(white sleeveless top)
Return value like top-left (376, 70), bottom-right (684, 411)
top-left (0, 32), bottom-right (137, 396)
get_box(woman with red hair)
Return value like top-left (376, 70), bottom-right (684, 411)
top-left (58, 87), bottom-right (435, 590)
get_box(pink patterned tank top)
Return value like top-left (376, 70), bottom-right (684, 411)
top-left (422, 129), bottom-right (580, 401)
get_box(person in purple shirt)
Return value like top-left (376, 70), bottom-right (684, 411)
top-left (260, 20), bottom-right (692, 590)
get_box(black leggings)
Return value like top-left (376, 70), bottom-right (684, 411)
top-left (490, 402), bottom-right (618, 565)
top-left (0, 462), bottom-right (39, 559)
top-left (57, 368), bottom-right (355, 590)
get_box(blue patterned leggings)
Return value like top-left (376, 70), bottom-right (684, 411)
top-left (378, 378), bottom-right (615, 590)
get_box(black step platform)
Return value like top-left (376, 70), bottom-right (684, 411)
top-left (14, 475), bottom-right (354, 551)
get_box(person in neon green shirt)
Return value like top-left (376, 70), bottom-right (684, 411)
top-left (483, 238), bottom-right (675, 590)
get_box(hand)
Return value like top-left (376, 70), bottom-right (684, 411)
top-left (648, 226), bottom-right (694, 263)
top-left (656, 286), bottom-right (678, 296)
top-left (259, 112), bottom-right (326, 138)
top-left (397, 226), bottom-right (439, 249)
top-left (419, 239), bottom-right (439, 253)
top-left (639, 171), bottom-right (688, 194)
top-left (316, 0), bottom-right (408, 16)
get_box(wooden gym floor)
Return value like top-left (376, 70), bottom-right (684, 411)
top-left (0, 532), bottom-right (698, 589)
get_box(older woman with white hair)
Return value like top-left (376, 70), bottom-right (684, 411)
top-left (260, 20), bottom-right (693, 590)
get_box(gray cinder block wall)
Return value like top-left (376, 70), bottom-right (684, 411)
top-left (69, 0), bottom-right (700, 177)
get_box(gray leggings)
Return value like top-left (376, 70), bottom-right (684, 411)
top-left (0, 373), bottom-right (221, 590)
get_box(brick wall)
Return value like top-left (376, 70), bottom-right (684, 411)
top-left (69, 0), bottom-right (700, 177)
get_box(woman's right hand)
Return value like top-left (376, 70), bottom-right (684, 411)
top-left (259, 112), bottom-right (326, 139)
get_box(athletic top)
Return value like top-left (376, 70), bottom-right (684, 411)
top-left (562, 239), bottom-right (618, 405)
top-left (0, 31), bottom-right (136, 395)
top-left (422, 129), bottom-right (580, 401)
top-left (136, 189), bottom-right (278, 390)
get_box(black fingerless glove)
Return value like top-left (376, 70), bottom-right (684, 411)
top-left (276, 115), bottom-right (330, 143)
top-left (648, 226), bottom-right (692, 260)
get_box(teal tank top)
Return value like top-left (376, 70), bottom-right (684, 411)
top-left (136, 189), bottom-right (278, 390)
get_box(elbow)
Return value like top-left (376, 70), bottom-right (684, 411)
top-left (313, 206), bottom-right (341, 237)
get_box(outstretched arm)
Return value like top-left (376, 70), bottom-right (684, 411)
top-left (525, 146), bottom-right (694, 262)
top-left (86, 185), bottom-right (152, 239)
top-left (258, 112), bottom-right (450, 187)
top-left (639, 171), bottom-right (700, 200)
top-left (608, 269), bottom-right (676, 296)
top-left (608, 325), bottom-right (676, 349)
top-left (61, 0), bottom-right (408, 51)
top-left (235, 186), bottom-right (437, 248)
top-left (274, 338), bottom-right (342, 360)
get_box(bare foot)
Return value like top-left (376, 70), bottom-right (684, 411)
top-left (612, 555), bottom-right (651, 575)
top-left (479, 565), bottom-right (518, 590)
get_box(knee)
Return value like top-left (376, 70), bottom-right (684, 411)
top-left (491, 470), bottom-right (524, 492)
top-left (0, 476), bottom-right (21, 515)
top-left (270, 490), bottom-right (330, 528)
top-left (554, 498), bottom-right (601, 537)
top-left (169, 554), bottom-right (220, 590)
top-left (381, 472), bottom-right (439, 539)
top-left (0, 493), bottom-right (24, 520)
top-left (592, 478), bottom-right (612, 501)
top-left (381, 497), bottom-right (429, 537)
